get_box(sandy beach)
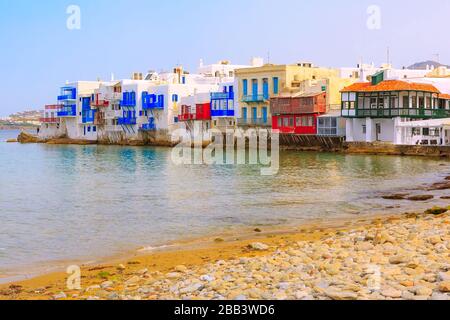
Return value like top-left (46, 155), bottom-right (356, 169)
top-left (1, 208), bottom-right (449, 300)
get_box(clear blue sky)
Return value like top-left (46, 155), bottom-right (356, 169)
top-left (1, 0), bottom-right (449, 116)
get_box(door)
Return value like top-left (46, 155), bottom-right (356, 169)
top-left (376, 123), bottom-right (381, 141)
top-left (252, 79), bottom-right (258, 100)
top-left (262, 107), bottom-right (268, 124)
top-left (263, 79), bottom-right (269, 100)
top-left (252, 107), bottom-right (258, 122)
top-left (242, 107), bottom-right (247, 120)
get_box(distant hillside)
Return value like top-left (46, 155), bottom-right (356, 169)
top-left (408, 60), bottom-right (449, 70)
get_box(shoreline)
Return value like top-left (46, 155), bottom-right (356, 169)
top-left (0, 213), bottom-right (393, 284)
top-left (1, 209), bottom-right (450, 300)
top-left (14, 131), bottom-right (450, 158)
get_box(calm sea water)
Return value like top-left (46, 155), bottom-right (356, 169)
top-left (0, 129), bottom-right (449, 279)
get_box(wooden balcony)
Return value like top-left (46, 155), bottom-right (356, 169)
top-left (270, 93), bottom-right (327, 115)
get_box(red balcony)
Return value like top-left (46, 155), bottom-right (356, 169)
top-left (179, 103), bottom-right (211, 121)
top-left (270, 92), bottom-right (327, 115)
top-left (91, 94), bottom-right (110, 108)
top-left (45, 104), bottom-right (61, 110)
top-left (40, 117), bottom-right (60, 124)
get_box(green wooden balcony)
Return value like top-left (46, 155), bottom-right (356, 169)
top-left (341, 108), bottom-right (450, 119)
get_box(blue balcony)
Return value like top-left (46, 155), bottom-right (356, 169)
top-left (57, 105), bottom-right (77, 117)
top-left (211, 91), bottom-right (234, 100)
top-left (120, 92), bottom-right (136, 108)
top-left (211, 109), bottom-right (235, 117)
top-left (118, 117), bottom-right (137, 125)
top-left (242, 94), bottom-right (267, 103)
top-left (141, 118), bottom-right (156, 131)
top-left (142, 92), bottom-right (164, 110)
top-left (58, 87), bottom-right (77, 101)
top-left (82, 109), bottom-right (95, 124)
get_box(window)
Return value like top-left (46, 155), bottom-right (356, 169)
top-left (273, 77), bottom-right (279, 95)
top-left (243, 79), bottom-right (248, 96)
top-left (412, 96), bottom-right (417, 108)
top-left (391, 97), bottom-right (397, 108)
top-left (283, 117), bottom-right (289, 127)
top-left (87, 126), bottom-right (91, 132)
top-left (426, 96), bottom-right (432, 109)
top-left (419, 97), bottom-right (424, 108)
top-left (362, 125), bottom-right (367, 134)
top-left (278, 117), bottom-right (282, 127)
top-left (263, 78), bottom-right (269, 99)
top-left (296, 117), bottom-right (301, 127)
top-left (93, 126), bottom-right (97, 132)
top-left (289, 117), bottom-right (294, 127)
top-left (403, 96), bottom-right (409, 108)
top-left (412, 128), bottom-right (421, 135)
top-left (172, 94), bottom-right (178, 102)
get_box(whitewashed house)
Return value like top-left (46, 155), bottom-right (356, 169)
top-left (341, 69), bottom-right (450, 144)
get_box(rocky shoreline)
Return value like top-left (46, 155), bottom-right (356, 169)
top-left (1, 209), bottom-right (449, 301)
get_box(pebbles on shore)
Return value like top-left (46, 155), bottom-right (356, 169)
top-left (38, 211), bottom-right (449, 301)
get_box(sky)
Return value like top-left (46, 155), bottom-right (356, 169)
top-left (0, 0), bottom-right (449, 116)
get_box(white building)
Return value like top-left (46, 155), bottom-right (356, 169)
top-left (341, 69), bottom-right (450, 144)
top-left (40, 60), bottom-right (253, 145)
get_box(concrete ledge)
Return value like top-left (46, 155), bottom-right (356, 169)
top-left (343, 142), bottom-right (450, 157)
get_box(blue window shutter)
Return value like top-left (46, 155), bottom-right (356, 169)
top-left (273, 77), bottom-right (279, 94)
top-left (243, 80), bottom-right (248, 96)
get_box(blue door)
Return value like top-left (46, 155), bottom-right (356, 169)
top-left (252, 107), bottom-right (258, 121)
top-left (262, 107), bottom-right (268, 123)
top-left (263, 79), bottom-right (269, 100)
top-left (252, 80), bottom-right (258, 100)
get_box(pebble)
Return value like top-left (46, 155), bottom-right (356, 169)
top-left (53, 292), bottom-right (67, 300)
top-left (381, 288), bottom-right (403, 298)
top-left (14, 212), bottom-right (450, 301)
top-left (249, 243), bottom-right (269, 251)
top-left (439, 281), bottom-right (450, 292)
top-left (101, 281), bottom-right (113, 289)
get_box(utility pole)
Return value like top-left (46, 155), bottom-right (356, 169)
top-left (386, 47), bottom-right (390, 65)
top-left (433, 53), bottom-right (440, 64)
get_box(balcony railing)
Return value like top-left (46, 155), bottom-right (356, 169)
top-left (91, 99), bottom-right (109, 108)
top-left (237, 118), bottom-right (272, 127)
top-left (271, 97), bottom-right (326, 115)
top-left (211, 92), bottom-right (234, 100)
top-left (242, 94), bottom-right (268, 103)
top-left (211, 109), bottom-right (235, 117)
top-left (44, 105), bottom-right (60, 110)
top-left (342, 108), bottom-right (450, 119)
top-left (179, 113), bottom-right (212, 121)
top-left (141, 123), bottom-right (156, 131)
top-left (143, 101), bottom-right (164, 110)
top-left (118, 117), bottom-right (137, 125)
top-left (57, 105), bottom-right (77, 117)
top-left (40, 117), bottom-right (60, 123)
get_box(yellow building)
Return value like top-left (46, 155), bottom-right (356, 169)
top-left (234, 62), bottom-right (344, 127)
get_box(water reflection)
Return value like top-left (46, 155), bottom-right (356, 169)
top-left (0, 135), bottom-right (448, 274)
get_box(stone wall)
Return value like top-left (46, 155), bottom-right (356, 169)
top-left (343, 142), bottom-right (450, 157)
top-left (280, 134), bottom-right (345, 152)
